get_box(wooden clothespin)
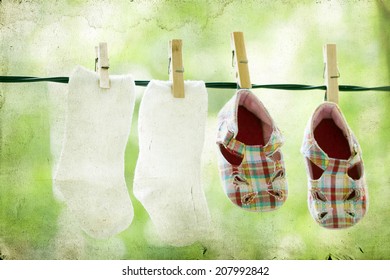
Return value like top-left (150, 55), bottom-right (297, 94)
top-left (95, 42), bottom-right (110, 89)
top-left (323, 44), bottom-right (339, 103)
top-left (231, 32), bottom-right (251, 89)
top-left (168, 39), bottom-right (185, 98)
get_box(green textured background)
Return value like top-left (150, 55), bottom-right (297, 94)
top-left (0, 0), bottom-right (389, 260)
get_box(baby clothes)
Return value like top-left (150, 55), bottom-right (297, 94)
top-left (54, 66), bottom-right (135, 239)
top-left (133, 80), bottom-right (210, 247)
top-left (216, 90), bottom-right (288, 212)
top-left (301, 102), bottom-right (368, 228)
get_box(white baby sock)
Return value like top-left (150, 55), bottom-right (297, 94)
top-left (133, 80), bottom-right (210, 247)
top-left (54, 66), bottom-right (135, 239)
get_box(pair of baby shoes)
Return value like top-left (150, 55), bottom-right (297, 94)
top-left (216, 89), bottom-right (368, 229)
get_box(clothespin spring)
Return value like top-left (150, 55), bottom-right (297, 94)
top-left (323, 61), bottom-right (341, 102)
top-left (231, 50), bottom-right (249, 67)
top-left (168, 57), bottom-right (184, 75)
top-left (323, 63), bottom-right (341, 79)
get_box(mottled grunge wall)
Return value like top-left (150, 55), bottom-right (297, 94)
top-left (0, 0), bottom-right (389, 260)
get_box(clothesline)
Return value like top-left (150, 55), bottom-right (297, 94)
top-left (0, 76), bottom-right (390, 92)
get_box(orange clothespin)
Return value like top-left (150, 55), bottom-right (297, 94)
top-left (95, 42), bottom-right (110, 89)
top-left (168, 39), bottom-right (185, 98)
top-left (231, 32), bottom-right (251, 89)
top-left (323, 44), bottom-right (339, 103)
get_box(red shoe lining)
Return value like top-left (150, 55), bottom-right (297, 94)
top-left (314, 119), bottom-right (351, 160)
top-left (220, 106), bottom-right (264, 166)
top-left (310, 118), bottom-right (360, 180)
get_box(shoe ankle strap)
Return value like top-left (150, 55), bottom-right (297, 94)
top-left (302, 136), bottom-right (362, 171)
top-left (217, 129), bottom-right (246, 158)
top-left (217, 123), bottom-right (284, 158)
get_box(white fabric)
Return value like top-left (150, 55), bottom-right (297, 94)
top-left (48, 82), bottom-right (68, 202)
top-left (54, 66), bottom-right (135, 239)
top-left (133, 80), bottom-right (210, 246)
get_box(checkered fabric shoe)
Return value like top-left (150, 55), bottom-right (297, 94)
top-left (301, 102), bottom-right (368, 229)
top-left (216, 89), bottom-right (288, 212)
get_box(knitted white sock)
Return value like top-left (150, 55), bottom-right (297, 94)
top-left (133, 80), bottom-right (210, 246)
top-left (54, 66), bottom-right (135, 239)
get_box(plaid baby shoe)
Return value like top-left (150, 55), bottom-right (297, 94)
top-left (301, 102), bottom-right (368, 229)
top-left (216, 89), bottom-right (288, 212)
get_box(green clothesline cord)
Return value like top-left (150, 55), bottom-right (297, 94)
top-left (0, 76), bottom-right (389, 92)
